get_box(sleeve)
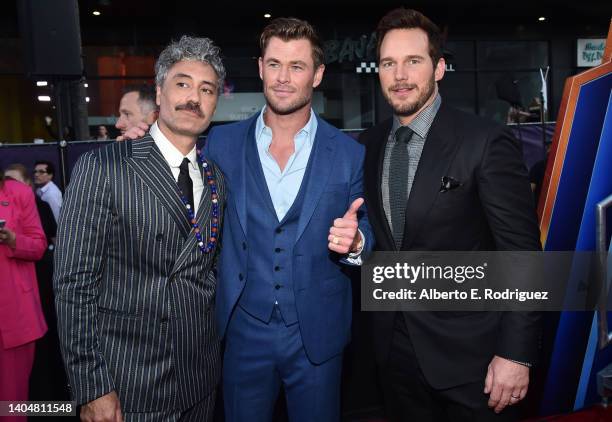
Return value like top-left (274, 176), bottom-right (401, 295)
top-left (37, 199), bottom-right (58, 240)
top-left (202, 127), bottom-right (217, 162)
top-left (46, 189), bottom-right (63, 223)
top-left (341, 144), bottom-right (373, 266)
top-left (6, 187), bottom-right (47, 261)
top-left (477, 126), bottom-right (542, 365)
top-left (53, 151), bottom-right (116, 405)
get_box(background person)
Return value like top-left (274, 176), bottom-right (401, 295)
top-left (115, 84), bottom-right (158, 140)
top-left (0, 168), bottom-right (48, 420)
top-left (33, 160), bottom-right (62, 223)
top-left (3, 163), bottom-right (68, 403)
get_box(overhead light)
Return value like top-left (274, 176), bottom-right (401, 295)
top-left (38, 96), bottom-right (51, 102)
top-left (264, 13), bottom-right (271, 18)
top-left (36, 81), bottom-right (48, 86)
top-left (86, 97), bottom-right (90, 103)
top-left (538, 16), bottom-right (546, 21)
top-left (84, 83), bottom-right (89, 88)
top-left (93, 10), bottom-right (101, 16)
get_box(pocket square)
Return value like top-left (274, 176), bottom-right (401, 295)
top-left (439, 176), bottom-right (462, 193)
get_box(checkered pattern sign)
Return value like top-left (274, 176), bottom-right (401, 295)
top-left (356, 62), bottom-right (378, 74)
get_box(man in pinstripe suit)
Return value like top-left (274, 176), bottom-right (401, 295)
top-left (54, 36), bottom-right (226, 422)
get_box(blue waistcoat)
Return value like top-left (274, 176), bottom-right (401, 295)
top-left (238, 131), bottom-right (313, 325)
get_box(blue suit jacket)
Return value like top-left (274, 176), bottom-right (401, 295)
top-left (204, 112), bottom-right (372, 364)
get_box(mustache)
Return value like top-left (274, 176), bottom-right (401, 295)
top-left (271, 85), bottom-right (296, 92)
top-left (175, 101), bottom-right (204, 116)
top-left (389, 83), bottom-right (417, 91)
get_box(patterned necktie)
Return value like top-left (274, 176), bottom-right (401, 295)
top-left (178, 157), bottom-right (194, 212)
top-left (388, 126), bottom-right (414, 249)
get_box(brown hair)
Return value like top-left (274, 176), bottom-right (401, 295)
top-left (376, 8), bottom-right (444, 65)
top-left (260, 17), bottom-right (324, 68)
top-left (5, 163), bottom-right (32, 186)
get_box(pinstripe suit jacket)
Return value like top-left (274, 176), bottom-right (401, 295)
top-left (54, 136), bottom-right (225, 412)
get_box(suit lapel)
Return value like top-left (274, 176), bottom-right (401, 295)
top-left (125, 136), bottom-right (191, 239)
top-left (245, 126), bottom-right (278, 222)
top-left (402, 105), bottom-right (462, 249)
top-left (171, 159), bottom-right (218, 276)
top-left (295, 118), bottom-right (336, 243)
top-left (368, 120), bottom-right (396, 250)
top-left (232, 118), bottom-right (255, 239)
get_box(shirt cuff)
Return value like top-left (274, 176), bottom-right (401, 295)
top-left (508, 359), bottom-right (532, 368)
top-left (346, 229), bottom-right (365, 265)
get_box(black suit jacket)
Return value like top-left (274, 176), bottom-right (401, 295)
top-left (360, 102), bottom-right (541, 389)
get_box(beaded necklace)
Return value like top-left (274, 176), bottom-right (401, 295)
top-left (177, 149), bottom-right (219, 254)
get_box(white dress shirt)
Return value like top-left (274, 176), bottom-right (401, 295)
top-left (149, 122), bottom-right (204, 215)
top-left (36, 180), bottom-right (63, 223)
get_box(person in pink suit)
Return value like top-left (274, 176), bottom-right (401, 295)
top-left (0, 169), bottom-right (47, 416)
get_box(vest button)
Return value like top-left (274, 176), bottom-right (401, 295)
top-left (275, 228), bottom-right (282, 234)
top-left (274, 266), bottom-right (280, 271)
top-left (242, 242), bottom-right (247, 250)
top-left (275, 284), bottom-right (281, 290)
top-left (275, 248), bottom-right (281, 253)
top-left (238, 273), bottom-right (244, 281)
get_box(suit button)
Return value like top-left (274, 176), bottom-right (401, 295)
top-left (275, 248), bottom-right (281, 253)
top-left (160, 316), bottom-right (169, 323)
top-left (155, 233), bottom-right (163, 241)
top-left (242, 242), bottom-right (247, 250)
top-left (239, 273), bottom-right (244, 281)
top-left (275, 284), bottom-right (281, 290)
top-left (275, 228), bottom-right (282, 234)
top-left (274, 266), bottom-right (280, 271)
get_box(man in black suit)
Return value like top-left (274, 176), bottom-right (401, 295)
top-left (54, 36), bottom-right (226, 422)
top-left (359, 8), bottom-right (541, 421)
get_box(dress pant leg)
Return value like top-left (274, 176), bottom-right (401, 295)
top-left (0, 336), bottom-right (36, 422)
top-left (222, 306), bottom-right (281, 422)
top-left (379, 313), bottom-right (445, 422)
top-left (280, 321), bottom-right (343, 422)
top-left (381, 313), bottom-right (521, 422)
top-left (441, 380), bottom-right (520, 422)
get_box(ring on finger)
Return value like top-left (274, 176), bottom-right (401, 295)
top-left (332, 236), bottom-right (340, 245)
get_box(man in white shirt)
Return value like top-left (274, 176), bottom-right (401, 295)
top-left (33, 161), bottom-right (62, 223)
top-left (54, 36), bottom-right (227, 422)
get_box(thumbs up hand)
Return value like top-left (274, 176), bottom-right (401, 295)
top-left (328, 198), bottom-right (364, 254)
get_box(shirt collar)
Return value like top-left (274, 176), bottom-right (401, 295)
top-left (38, 182), bottom-right (51, 193)
top-left (391, 93), bottom-right (442, 140)
top-left (255, 106), bottom-right (317, 148)
top-left (150, 121), bottom-right (198, 170)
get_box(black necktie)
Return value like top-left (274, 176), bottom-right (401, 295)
top-left (178, 157), bottom-right (194, 212)
top-left (388, 126), bottom-right (414, 249)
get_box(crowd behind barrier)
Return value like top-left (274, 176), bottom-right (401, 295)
top-left (0, 123), bottom-right (554, 180)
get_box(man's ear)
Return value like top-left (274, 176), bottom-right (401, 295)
top-left (312, 64), bottom-right (325, 88)
top-left (156, 85), bottom-right (162, 107)
top-left (434, 57), bottom-right (446, 82)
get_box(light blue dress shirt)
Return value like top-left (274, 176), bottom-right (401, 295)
top-left (255, 107), bottom-right (318, 221)
top-left (254, 107), bottom-right (364, 263)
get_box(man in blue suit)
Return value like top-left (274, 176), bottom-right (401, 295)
top-left (204, 17), bottom-right (371, 422)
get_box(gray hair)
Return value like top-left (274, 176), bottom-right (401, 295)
top-left (155, 35), bottom-right (226, 93)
